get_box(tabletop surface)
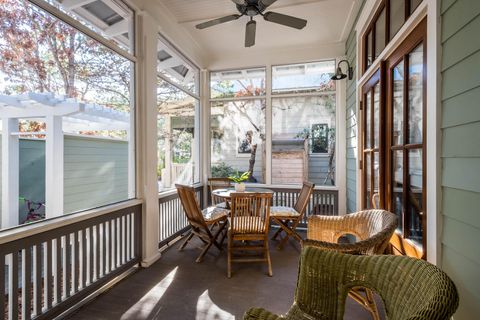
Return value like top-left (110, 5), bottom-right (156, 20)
top-left (212, 187), bottom-right (274, 198)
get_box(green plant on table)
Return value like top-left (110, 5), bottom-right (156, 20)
top-left (228, 171), bottom-right (250, 183)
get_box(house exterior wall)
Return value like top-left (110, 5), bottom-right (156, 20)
top-left (64, 135), bottom-right (129, 214)
top-left (440, 0), bottom-right (480, 318)
top-left (345, 28), bottom-right (358, 213)
top-left (0, 135), bottom-right (129, 224)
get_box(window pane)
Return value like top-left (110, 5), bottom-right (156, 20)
top-left (366, 30), bottom-right (373, 69)
top-left (408, 149), bottom-right (423, 245)
top-left (365, 92), bottom-right (371, 149)
top-left (365, 153), bottom-right (371, 209)
top-left (210, 100), bottom-right (266, 183)
top-left (158, 39), bottom-right (199, 96)
top-left (46, 0), bottom-right (134, 53)
top-left (390, 0), bottom-right (405, 39)
top-left (410, 0), bottom-right (422, 14)
top-left (392, 150), bottom-right (404, 232)
top-left (210, 68), bottom-right (266, 99)
top-left (408, 44), bottom-right (423, 144)
top-left (393, 61), bottom-right (405, 145)
top-left (373, 152), bottom-right (380, 195)
top-left (272, 61), bottom-right (335, 94)
top-left (272, 95), bottom-right (336, 186)
top-left (373, 83), bottom-right (380, 148)
top-left (375, 8), bottom-right (386, 59)
top-left (0, 0), bottom-right (135, 227)
top-left (157, 80), bottom-right (199, 191)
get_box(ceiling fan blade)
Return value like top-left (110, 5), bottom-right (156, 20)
top-left (196, 14), bottom-right (241, 29)
top-left (231, 0), bottom-right (246, 5)
top-left (259, 0), bottom-right (277, 7)
top-left (245, 20), bottom-right (256, 47)
top-left (263, 11), bottom-right (307, 29)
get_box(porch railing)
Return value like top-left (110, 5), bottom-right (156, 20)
top-left (0, 201), bottom-right (142, 320)
top-left (158, 185), bottom-right (338, 246)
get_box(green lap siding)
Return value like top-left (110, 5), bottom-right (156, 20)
top-left (441, 0), bottom-right (480, 318)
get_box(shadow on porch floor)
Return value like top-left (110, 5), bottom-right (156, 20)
top-left (69, 230), bottom-right (383, 320)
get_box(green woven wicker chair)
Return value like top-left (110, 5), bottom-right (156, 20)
top-left (243, 247), bottom-right (459, 320)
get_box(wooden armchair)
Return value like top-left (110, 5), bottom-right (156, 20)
top-left (207, 177), bottom-right (232, 208)
top-left (270, 181), bottom-right (315, 249)
top-left (228, 192), bottom-right (273, 278)
top-left (244, 247), bottom-right (459, 320)
top-left (176, 184), bottom-right (229, 263)
top-left (304, 209), bottom-right (398, 319)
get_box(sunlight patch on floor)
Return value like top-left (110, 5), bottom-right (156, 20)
top-left (196, 289), bottom-right (235, 320)
top-left (120, 267), bottom-right (178, 320)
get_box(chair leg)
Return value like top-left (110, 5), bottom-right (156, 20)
top-left (365, 288), bottom-right (381, 320)
top-left (212, 221), bottom-right (227, 251)
top-left (196, 241), bottom-right (213, 263)
top-left (265, 238), bottom-right (272, 277)
top-left (271, 225), bottom-right (283, 240)
top-left (179, 232), bottom-right (194, 251)
top-left (227, 233), bottom-right (232, 278)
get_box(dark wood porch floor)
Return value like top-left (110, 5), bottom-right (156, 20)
top-left (69, 230), bottom-right (380, 320)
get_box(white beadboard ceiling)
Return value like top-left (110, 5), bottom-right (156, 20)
top-left (156, 0), bottom-right (358, 58)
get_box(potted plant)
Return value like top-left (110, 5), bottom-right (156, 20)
top-left (229, 171), bottom-right (250, 192)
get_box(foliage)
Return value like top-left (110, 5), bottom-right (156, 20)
top-left (0, 0), bottom-right (131, 138)
top-left (228, 171), bottom-right (250, 183)
top-left (211, 162), bottom-right (236, 178)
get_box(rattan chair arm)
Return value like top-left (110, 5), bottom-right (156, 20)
top-left (302, 239), bottom-right (364, 255)
top-left (243, 308), bottom-right (284, 320)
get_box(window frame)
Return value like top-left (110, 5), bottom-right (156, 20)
top-left (208, 60), bottom-right (338, 187)
top-left (362, 0), bottom-right (424, 74)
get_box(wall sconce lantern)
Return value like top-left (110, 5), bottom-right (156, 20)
top-left (331, 60), bottom-right (353, 81)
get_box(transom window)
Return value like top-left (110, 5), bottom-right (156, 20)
top-left (363, 0), bottom-right (423, 73)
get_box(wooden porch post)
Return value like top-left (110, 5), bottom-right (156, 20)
top-left (45, 115), bottom-right (64, 218)
top-left (1, 118), bottom-right (19, 228)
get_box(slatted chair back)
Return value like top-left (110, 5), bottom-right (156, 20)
top-left (293, 181), bottom-right (315, 216)
top-left (230, 193), bottom-right (272, 235)
top-left (208, 177), bottom-right (232, 205)
top-left (176, 184), bottom-right (210, 233)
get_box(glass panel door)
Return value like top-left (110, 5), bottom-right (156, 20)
top-left (386, 19), bottom-right (426, 258)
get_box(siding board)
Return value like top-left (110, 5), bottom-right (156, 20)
top-left (441, 1), bottom-right (480, 318)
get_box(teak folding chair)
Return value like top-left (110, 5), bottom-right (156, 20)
top-left (207, 177), bottom-right (232, 208)
top-left (228, 192), bottom-right (273, 278)
top-left (176, 184), bottom-right (229, 263)
top-left (270, 181), bottom-right (315, 249)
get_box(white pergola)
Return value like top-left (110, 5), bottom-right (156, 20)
top-left (0, 92), bottom-right (131, 228)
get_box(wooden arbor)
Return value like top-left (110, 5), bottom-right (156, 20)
top-left (0, 92), bottom-right (131, 227)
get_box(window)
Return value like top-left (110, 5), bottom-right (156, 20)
top-left (157, 37), bottom-right (200, 192)
top-left (363, 0), bottom-right (424, 73)
top-left (0, 0), bottom-right (135, 229)
top-left (271, 61), bottom-right (336, 186)
top-left (210, 68), bottom-right (266, 183)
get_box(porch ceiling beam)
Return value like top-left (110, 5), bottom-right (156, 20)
top-left (61, 0), bottom-right (96, 10)
top-left (104, 19), bottom-right (129, 37)
top-left (157, 57), bottom-right (183, 71)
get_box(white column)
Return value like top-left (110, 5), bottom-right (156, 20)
top-left (1, 118), bottom-right (19, 228)
top-left (201, 70), bottom-right (210, 204)
top-left (45, 115), bottom-right (64, 218)
top-left (137, 13), bottom-right (161, 267)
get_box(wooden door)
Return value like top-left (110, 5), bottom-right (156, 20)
top-left (361, 67), bottom-right (385, 210)
top-left (385, 18), bottom-right (427, 258)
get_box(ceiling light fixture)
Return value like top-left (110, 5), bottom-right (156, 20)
top-left (331, 60), bottom-right (353, 81)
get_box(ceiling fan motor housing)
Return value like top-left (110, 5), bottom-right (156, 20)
top-left (236, 0), bottom-right (267, 16)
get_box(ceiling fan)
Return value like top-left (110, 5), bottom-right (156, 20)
top-left (195, 0), bottom-right (308, 47)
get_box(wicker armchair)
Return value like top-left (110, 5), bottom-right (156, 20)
top-left (304, 209), bottom-right (397, 319)
top-left (243, 247), bottom-right (459, 320)
top-left (304, 209), bottom-right (397, 255)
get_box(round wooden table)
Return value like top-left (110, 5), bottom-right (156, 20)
top-left (211, 187), bottom-right (274, 200)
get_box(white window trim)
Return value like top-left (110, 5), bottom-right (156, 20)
top-left (354, 0), bottom-right (441, 264)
